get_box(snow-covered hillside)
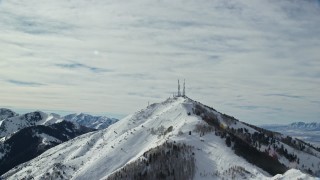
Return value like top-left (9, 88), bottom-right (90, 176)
top-left (0, 111), bottom-right (64, 138)
top-left (0, 121), bottom-right (94, 176)
top-left (64, 113), bottom-right (118, 130)
top-left (2, 97), bottom-right (319, 179)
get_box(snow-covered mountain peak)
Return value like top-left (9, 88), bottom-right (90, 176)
top-left (23, 111), bottom-right (45, 122)
top-left (0, 111), bottom-right (64, 138)
top-left (50, 113), bottom-right (62, 119)
top-left (21, 111), bottom-right (64, 125)
top-left (64, 112), bottom-right (118, 130)
top-left (0, 108), bottom-right (18, 121)
top-left (2, 97), bottom-right (319, 179)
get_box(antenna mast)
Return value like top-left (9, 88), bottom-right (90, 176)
top-left (183, 79), bottom-right (185, 97)
top-left (178, 79), bottom-right (181, 97)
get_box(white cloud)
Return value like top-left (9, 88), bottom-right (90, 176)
top-left (0, 0), bottom-right (319, 124)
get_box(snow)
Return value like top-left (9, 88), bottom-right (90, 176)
top-left (172, 129), bottom-right (270, 179)
top-left (2, 97), bottom-right (318, 180)
top-left (276, 141), bottom-right (320, 173)
top-left (64, 113), bottom-right (118, 130)
top-left (263, 124), bottom-right (320, 148)
top-left (0, 108), bottom-right (18, 121)
top-left (0, 111), bottom-right (64, 138)
top-left (290, 122), bottom-right (320, 130)
top-left (36, 112), bottom-right (64, 125)
top-left (271, 169), bottom-right (317, 180)
top-left (37, 133), bottom-right (62, 145)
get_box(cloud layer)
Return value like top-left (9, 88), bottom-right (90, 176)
top-left (0, 0), bottom-right (319, 124)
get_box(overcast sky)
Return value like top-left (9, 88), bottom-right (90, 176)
top-left (0, 0), bottom-right (319, 125)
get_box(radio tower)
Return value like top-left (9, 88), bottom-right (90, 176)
top-left (178, 79), bottom-right (181, 97)
top-left (183, 79), bottom-right (185, 97)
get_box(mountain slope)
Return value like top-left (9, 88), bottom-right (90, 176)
top-left (2, 97), bottom-right (319, 179)
top-left (0, 121), bottom-right (94, 176)
top-left (0, 111), bottom-right (64, 138)
top-left (0, 108), bottom-right (18, 121)
top-left (64, 113), bottom-right (118, 130)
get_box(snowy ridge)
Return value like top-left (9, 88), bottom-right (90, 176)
top-left (64, 113), bottom-right (118, 130)
top-left (0, 121), bottom-right (95, 176)
top-left (36, 132), bottom-right (64, 145)
top-left (0, 111), bottom-right (64, 138)
top-left (2, 97), bottom-right (319, 179)
top-left (0, 108), bottom-right (18, 121)
top-left (290, 122), bottom-right (320, 131)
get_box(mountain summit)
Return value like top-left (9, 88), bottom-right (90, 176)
top-left (64, 113), bottom-right (118, 130)
top-left (0, 111), bottom-right (64, 138)
top-left (2, 97), bottom-right (319, 179)
top-left (0, 108), bottom-right (18, 121)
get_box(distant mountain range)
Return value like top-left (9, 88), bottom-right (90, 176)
top-left (64, 113), bottom-right (118, 130)
top-left (262, 122), bottom-right (320, 147)
top-left (0, 109), bottom-right (119, 139)
top-left (263, 122), bottom-right (320, 130)
top-left (289, 122), bottom-right (320, 131)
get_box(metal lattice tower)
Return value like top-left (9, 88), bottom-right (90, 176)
top-left (183, 79), bottom-right (185, 97)
top-left (178, 79), bottom-right (181, 97)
